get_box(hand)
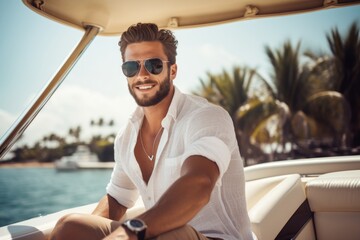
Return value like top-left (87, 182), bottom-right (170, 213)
top-left (103, 226), bottom-right (137, 240)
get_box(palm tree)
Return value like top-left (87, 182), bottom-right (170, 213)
top-left (194, 66), bottom-right (279, 164)
top-left (264, 40), bottom-right (350, 157)
top-left (326, 22), bottom-right (360, 148)
top-left (236, 97), bottom-right (291, 162)
top-left (68, 126), bottom-right (81, 143)
top-left (194, 67), bottom-right (273, 120)
top-left (42, 136), bottom-right (49, 148)
top-left (98, 118), bottom-right (104, 126)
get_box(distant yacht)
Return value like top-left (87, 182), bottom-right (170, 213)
top-left (55, 145), bottom-right (114, 170)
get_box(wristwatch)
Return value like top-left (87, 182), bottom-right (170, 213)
top-left (122, 218), bottom-right (147, 240)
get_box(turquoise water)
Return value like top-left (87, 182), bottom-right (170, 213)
top-left (0, 168), bottom-right (112, 227)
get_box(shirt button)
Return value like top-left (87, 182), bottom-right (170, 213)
top-left (147, 196), bottom-right (151, 201)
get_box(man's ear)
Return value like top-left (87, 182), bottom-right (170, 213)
top-left (170, 64), bottom-right (177, 81)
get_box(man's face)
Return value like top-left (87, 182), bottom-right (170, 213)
top-left (123, 41), bottom-right (177, 107)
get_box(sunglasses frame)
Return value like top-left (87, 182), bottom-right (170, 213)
top-left (122, 58), bottom-right (170, 77)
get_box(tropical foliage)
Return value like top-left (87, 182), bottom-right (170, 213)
top-left (195, 22), bottom-right (359, 165)
top-left (326, 22), bottom-right (360, 147)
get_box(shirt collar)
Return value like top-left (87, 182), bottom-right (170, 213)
top-left (166, 86), bottom-right (182, 121)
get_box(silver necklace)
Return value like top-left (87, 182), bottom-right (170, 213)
top-left (140, 127), bottom-right (163, 161)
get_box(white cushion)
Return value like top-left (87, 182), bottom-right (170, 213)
top-left (246, 174), bottom-right (307, 240)
top-left (306, 170), bottom-right (360, 240)
top-left (306, 170), bottom-right (360, 211)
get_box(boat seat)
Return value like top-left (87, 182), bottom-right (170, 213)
top-left (306, 170), bottom-right (360, 240)
top-left (246, 174), bottom-right (315, 240)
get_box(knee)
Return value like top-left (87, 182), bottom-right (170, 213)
top-left (50, 213), bottom-right (89, 240)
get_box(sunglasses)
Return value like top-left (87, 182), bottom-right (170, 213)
top-left (122, 58), bottom-right (170, 77)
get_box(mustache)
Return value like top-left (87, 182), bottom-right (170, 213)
top-left (131, 80), bottom-right (157, 87)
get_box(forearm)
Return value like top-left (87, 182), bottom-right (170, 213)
top-left (92, 194), bottom-right (127, 220)
top-left (103, 175), bottom-right (213, 240)
top-left (138, 172), bottom-right (214, 238)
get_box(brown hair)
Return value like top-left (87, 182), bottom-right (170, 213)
top-left (119, 23), bottom-right (178, 64)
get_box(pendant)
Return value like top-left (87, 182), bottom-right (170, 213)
top-left (148, 155), bottom-right (154, 161)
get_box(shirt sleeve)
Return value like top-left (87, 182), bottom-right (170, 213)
top-left (182, 105), bottom-right (237, 186)
top-left (106, 130), bottom-right (139, 208)
top-left (106, 162), bottom-right (139, 208)
top-left (183, 136), bottom-right (231, 186)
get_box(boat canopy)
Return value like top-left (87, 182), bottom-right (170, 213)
top-left (23, 0), bottom-right (360, 36)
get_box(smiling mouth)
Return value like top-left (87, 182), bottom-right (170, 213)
top-left (135, 84), bottom-right (155, 90)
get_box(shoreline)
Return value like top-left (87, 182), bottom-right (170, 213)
top-left (0, 161), bottom-right (54, 168)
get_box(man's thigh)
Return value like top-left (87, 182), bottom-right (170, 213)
top-left (154, 225), bottom-right (212, 240)
top-left (51, 215), bottom-right (217, 240)
top-left (50, 213), bottom-right (121, 240)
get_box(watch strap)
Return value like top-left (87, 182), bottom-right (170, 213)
top-left (137, 228), bottom-right (146, 240)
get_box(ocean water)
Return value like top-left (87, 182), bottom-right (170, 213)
top-left (0, 167), bottom-right (112, 227)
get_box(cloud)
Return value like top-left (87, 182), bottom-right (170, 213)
top-left (198, 44), bottom-right (239, 71)
top-left (176, 43), bottom-right (241, 91)
top-left (0, 109), bottom-right (16, 137)
top-left (8, 85), bottom-right (136, 146)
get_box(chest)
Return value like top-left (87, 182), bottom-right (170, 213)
top-left (134, 130), bottom-right (162, 184)
top-left (118, 121), bottom-right (189, 187)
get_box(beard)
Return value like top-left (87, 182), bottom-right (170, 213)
top-left (128, 72), bottom-right (171, 107)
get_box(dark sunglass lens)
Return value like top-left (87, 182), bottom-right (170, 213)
top-left (122, 61), bottom-right (140, 77)
top-left (145, 58), bottom-right (164, 75)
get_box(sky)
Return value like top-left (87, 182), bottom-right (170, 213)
top-left (0, 1), bottom-right (359, 158)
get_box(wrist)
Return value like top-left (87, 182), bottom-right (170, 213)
top-left (122, 218), bottom-right (147, 240)
top-left (122, 226), bottom-right (137, 239)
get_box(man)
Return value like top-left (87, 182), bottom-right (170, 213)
top-left (50, 23), bottom-right (253, 240)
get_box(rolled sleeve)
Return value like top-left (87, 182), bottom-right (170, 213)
top-left (181, 105), bottom-right (236, 186)
top-left (183, 136), bottom-right (231, 186)
top-left (106, 162), bottom-right (139, 208)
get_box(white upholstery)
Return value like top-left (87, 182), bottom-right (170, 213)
top-left (295, 219), bottom-right (316, 240)
top-left (0, 203), bottom-right (98, 240)
top-left (246, 174), bottom-right (311, 240)
top-left (306, 170), bottom-right (360, 240)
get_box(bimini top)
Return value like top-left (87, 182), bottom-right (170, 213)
top-left (23, 0), bottom-right (360, 36)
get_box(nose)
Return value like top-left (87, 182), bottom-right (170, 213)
top-left (136, 62), bottom-right (150, 79)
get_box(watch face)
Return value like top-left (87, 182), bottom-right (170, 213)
top-left (130, 219), bottom-right (144, 228)
top-left (124, 219), bottom-right (146, 240)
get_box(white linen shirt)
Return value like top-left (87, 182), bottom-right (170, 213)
top-left (106, 87), bottom-right (253, 240)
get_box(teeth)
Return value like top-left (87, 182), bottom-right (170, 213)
top-left (138, 85), bottom-right (153, 90)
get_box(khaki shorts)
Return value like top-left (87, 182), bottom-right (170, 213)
top-left (49, 213), bottom-right (222, 240)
